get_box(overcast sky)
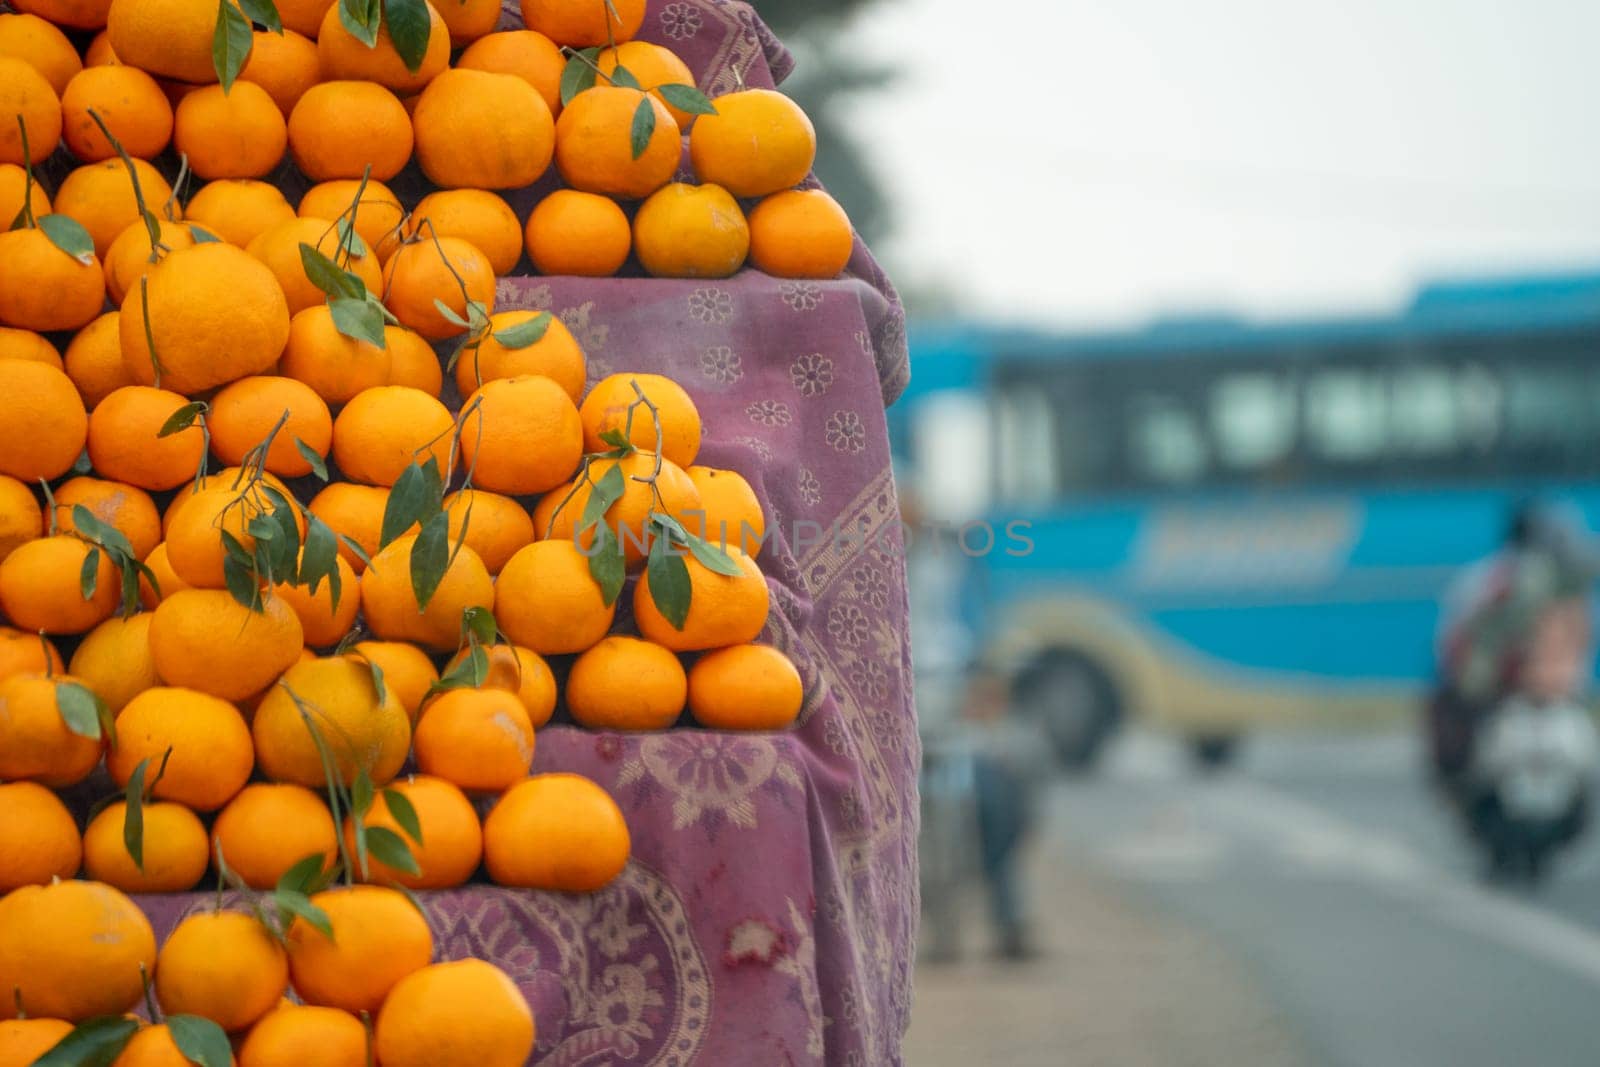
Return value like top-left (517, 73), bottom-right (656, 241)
top-left (844, 0), bottom-right (1600, 328)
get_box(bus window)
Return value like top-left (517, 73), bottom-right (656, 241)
top-left (1129, 395), bottom-right (1207, 486)
top-left (1306, 369), bottom-right (1386, 462)
top-left (1211, 372), bottom-right (1296, 472)
top-left (994, 388), bottom-right (1057, 504)
top-left (913, 390), bottom-right (993, 521)
top-left (1390, 365), bottom-right (1459, 455)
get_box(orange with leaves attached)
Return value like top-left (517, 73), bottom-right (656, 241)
top-left (0, 626), bottom-right (61, 681)
top-left (149, 588), bottom-right (305, 701)
top-left (279, 305), bottom-right (394, 406)
top-left (342, 774), bottom-right (482, 889)
top-left (413, 687), bottom-right (535, 794)
top-left (686, 465), bottom-right (765, 555)
top-left (458, 375), bottom-right (583, 496)
top-left (299, 178), bottom-right (406, 255)
top-left (634, 545), bottom-right (770, 652)
top-left (0, 781), bottom-right (82, 890)
top-left (454, 309), bottom-right (585, 401)
top-left (0, 878), bottom-right (157, 1021)
top-left (308, 482), bottom-right (388, 572)
top-left (440, 642), bottom-right (557, 727)
top-left (246, 215), bottom-right (384, 317)
top-left (0, 164), bottom-right (50, 235)
top-left (288, 80), bottom-right (415, 182)
top-left (554, 85), bottom-right (678, 200)
top-left (286, 884), bottom-right (433, 1015)
top-left (253, 655), bottom-right (411, 787)
top-left (212, 783), bottom-right (338, 890)
top-left (162, 483), bottom-right (265, 589)
top-left (0, 673), bottom-right (104, 786)
top-left (382, 235), bottom-right (496, 340)
top-left (316, 0), bottom-right (448, 93)
top-left (87, 384), bottom-right (207, 492)
top-left (54, 157), bottom-right (175, 259)
top-left (524, 189), bottom-right (631, 277)
top-left (60, 64), bottom-right (172, 161)
top-left (536, 450), bottom-right (701, 568)
top-left (361, 533), bottom-right (494, 652)
top-left (106, 0), bottom-right (239, 83)
top-left (157, 910), bottom-right (289, 1033)
top-left (108, 685), bottom-right (255, 811)
top-left (0, 537), bottom-right (119, 636)
top-left (210, 376), bottom-right (334, 479)
top-left (439, 488), bottom-right (535, 575)
top-left (0, 224), bottom-right (106, 333)
top-left (580, 371), bottom-right (702, 468)
top-left (484, 773), bottom-right (630, 891)
top-left (83, 799), bottom-right (210, 893)
top-left (331, 385), bottom-right (456, 487)
top-left (597, 41), bottom-right (700, 129)
top-left (272, 551), bottom-right (359, 648)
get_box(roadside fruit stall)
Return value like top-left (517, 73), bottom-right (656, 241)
top-left (0, 0), bottom-right (913, 1063)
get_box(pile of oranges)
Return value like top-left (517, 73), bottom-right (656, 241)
top-left (0, 0), bottom-right (830, 1060)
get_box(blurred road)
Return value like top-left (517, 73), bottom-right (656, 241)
top-left (906, 731), bottom-right (1600, 1066)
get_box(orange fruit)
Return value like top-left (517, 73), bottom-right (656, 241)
top-left (524, 189), bottom-right (630, 277)
top-left (0, 225), bottom-right (106, 333)
top-left (162, 483), bottom-right (269, 589)
top-left (331, 385), bottom-right (455, 487)
top-left (254, 655), bottom-right (411, 787)
top-left (407, 188), bottom-right (523, 274)
top-left (298, 178), bottom-right (405, 255)
top-left (279, 304), bottom-right (394, 405)
top-left (0, 163), bottom-right (50, 231)
top-left (484, 773), bottom-right (629, 891)
top-left (161, 467), bottom-right (296, 536)
top-left (634, 545), bottom-right (768, 652)
top-left (0, 537), bottom-right (118, 636)
top-left (521, 0), bottom-right (644, 46)
top-left (690, 89), bottom-right (816, 197)
top-left (349, 640), bottom-right (436, 724)
top-left (288, 80), bottom-right (414, 181)
top-left (440, 642), bottom-right (556, 727)
top-left (0, 13), bottom-right (80, 95)
top-left (457, 29), bottom-right (564, 118)
top-left (554, 85), bottom-right (678, 199)
top-left (413, 687), bottom-right (535, 794)
top-left (67, 611), bottom-right (159, 713)
top-left (685, 465), bottom-right (765, 555)
top-left (60, 64), bottom-right (172, 161)
top-left (13, 0), bottom-right (112, 30)
top-left (0, 673), bottom-right (104, 786)
top-left (458, 375), bottom-right (582, 496)
top-left (108, 685), bottom-right (254, 810)
top-left (174, 81), bottom-right (288, 180)
top-left (238, 1004), bottom-right (367, 1067)
top-left (360, 533), bottom-right (493, 652)
top-left (184, 178), bottom-right (296, 247)
top-left (0, 626), bottom-right (61, 681)
top-left (272, 552), bottom-right (359, 648)
top-left (54, 157), bottom-right (176, 259)
top-left (748, 188), bottom-right (853, 279)
top-left (0, 781), bottom-right (81, 890)
top-left (0, 327), bottom-right (61, 370)
top-left (438, 488), bottom-right (534, 574)
top-left (53, 475), bottom-right (162, 562)
top-left (137, 540), bottom-right (190, 607)
top-left (149, 588), bottom-right (305, 701)
top-left (0, 879), bottom-right (156, 1021)
top-left (413, 68), bottom-right (553, 191)
top-left (157, 910), bottom-right (288, 1033)
top-left (308, 482), bottom-right (387, 572)
top-left (212, 783), bottom-right (337, 890)
top-left (382, 235), bottom-right (495, 340)
top-left (579, 371), bottom-right (701, 467)
top-left (210, 376), bottom-right (334, 479)
top-left (0, 58), bottom-right (59, 167)
top-left (633, 182), bottom-right (748, 279)
top-left (245, 215), bottom-right (384, 317)
top-left (433, 0), bottom-right (500, 44)
top-left (596, 40), bottom-right (698, 128)
top-left (84, 28), bottom-right (117, 63)
top-left (0, 475), bottom-right (42, 565)
top-left (274, 0), bottom-right (334, 36)
top-left (121, 242), bottom-right (293, 395)
top-left (286, 885), bottom-right (432, 1014)
top-left (566, 635), bottom-right (684, 730)
top-left (494, 540), bottom-right (614, 655)
top-left (82, 798), bottom-right (210, 892)
top-left (453, 309), bottom-right (584, 401)
top-left (240, 27), bottom-right (320, 116)
top-left (316, 0), bottom-right (448, 93)
top-left (342, 774), bottom-right (482, 889)
top-left (375, 959), bottom-right (534, 1067)
top-left (689, 643), bottom-right (802, 729)
top-left (0, 1018), bottom-right (74, 1063)
top-left (111, 1024), bottom-right (214, 1066)
top-left (106, 0), bottom-right (240, 83)
top-left (87, 385), bottom-right (207, 492)
top-left (384, 325), bottom-right (443, 395)
top-left (103, 218), bottom-right (197, 307)
top-left (537, 450), bottom-right (700, 568)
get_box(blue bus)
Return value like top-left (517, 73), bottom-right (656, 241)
top-left (894, 271), bottom-right (1600, 767)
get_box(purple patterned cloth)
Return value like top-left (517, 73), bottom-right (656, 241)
top-left (135, 4), bottom-right (917, 1064)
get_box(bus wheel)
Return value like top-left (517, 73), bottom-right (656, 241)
top-left (1013, 651), bottom-right (1121, 773)
top-left (1188, 734), bottom-right (1242, 772)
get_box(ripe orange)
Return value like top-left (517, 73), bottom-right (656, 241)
top-left (0, 58), bottom-right (59, 167)
top-left (494, 540), bottom-right (614, 654)
top-left (375, 959), bottom-right (535, 1067)
top-left (54, 157), bottom-right (176, 259)
top-left (566, 635), bottom-right (685, 730)
top-left (106, 0), bottom-right (239, 83)
top-left (298, 178), bottom-right (406, 254)
top-left (0, 163), bottom-right (51, 232)
top-left (111, 1024), bottom-right (213, 1066)
top-left (634, 182), bottom-right (749, 279)
top-left (279, 304), bottom-right (394, 405)
top-left (384, 325), bottom-right (444, 395)
top-left (413, 687), bottom-right (535, 794)
top-left (0, 879), bottom-right (156, 1021)
top-left (413, 68), bottom-right (553, 190)
top-left (82, 799), bottom-right (210, 892)
top-left (0, 780), bottom-right (82, 890)
top-left (342, 774), bottom-right (482, 889)
top-left (554, 85), bottom-right (678, 199)
top-left (0, 1018), bottom-right (74, 1063)
top-left (241, 28), bottom-right (320, 116)
top-left (0, 328), bottom-right (61, 371)
top-left (690, 89), bottom-right (817, 197)
top-left (382, 235), bottom-right (496, 340)
top-left (454, 309), bottom-right (584, 400)
top-left (457, 29), bottom-right (564, 118)
top-left (238, 1005), bottom-right (368, 1067)
top-left (254, 655), bottom-right (411, 787)
top-left (331, 385), bottom-right (455, 487)
top-left (0, 13), bottom-right (80, 95)
top-left (83, 28), bottom-right (117, 62)
top-left (274, 0), bottom-right (334, 36)
top-left (524, 189), bottom-right (630, 277)
top-left (634, 546), bottom-right (769, 652)
top-left (316, 0), bottom-right (448, 93)
top-left (245, 215), bottom-right (384, 316)
top-left (212, 783), bottom-right (338, 890)
top-left (60, 64), bottom-right (172, 161)
top-left (407, 188), bottom-right (523, 274)
top-left (210, 376), bottom-right (334, 479)
top-left (184, 179), bottom-right (296, 247)
top-left (53, 476), bottom-right (161, 562)
top-left (161, 467), bottom-right (296, 535)
top-left (103, 217), bottom-right (197, 307)
top-left (0, 626), bottom-right (61, 681)
top-left (288, 80), bottom-right (415, 182)
top-left (149, 588), bottom-right (305, 701)
top-left (0, 224), bottom-right (106, 333)
top-left (286, 885), bottom-right (433, 1015)
top-left (162, 483), bottom-right (265, 589)
top-left (67, 610), bottom-right (159, 713)
top-left (438, 488), bottom-right (535, 575)
top-left (157, 910), bottom-right (289, 1033)
top-left (521, 0), bottom-right (644, 46)
top-left (749, 188), bottom-right (854, 279)
top-left (597, 41), bottom-right (698, 128)
top-left (272, 551), bottom-right (359, 647)
top-left (350, 640), bottom-right (437, 723)
top-left (686, 465), bottom-right (765, 555)
top-left (308, 482), bottom-right (388, 572)
top-left (433, 0), bottom-right (500, 44)
top-left (361, 533), bottom-right (493, 651)
top-left (0, 477), bottom-right (42, 564)
top-left (0, 537), bottom-right (119, 636)
top-left (484, 773), bottom-right (630, 891)
top-left (137, 540), bottom-right (189, 607)
top-left (440, 642), bottom-right (556, 727)
top-left (108, 685), bottom-right (255, 811)
top-left (174, 81), bottom-right (288, 180)
top-left (121, 242), bottom-right (293, 395)
top-left (87, 385), bottom-right (207, 492)
top-left (12, 0), bottom-right (112, 30)
top-left (458, 375), bottom-right (583, 495)
top-left (537, 450), bottom-right (700, 568)
top-left (0, 673), bottom-right (104, 786)
top-left (689, 643), bottom-right (803, 729)
top-left (579, 371), bottom-right (702, 467)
